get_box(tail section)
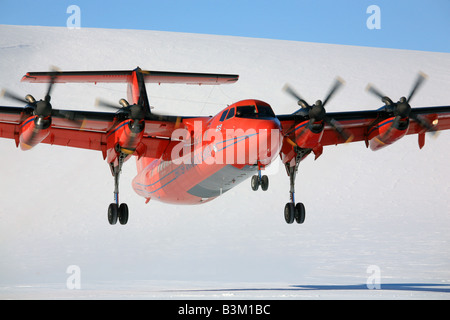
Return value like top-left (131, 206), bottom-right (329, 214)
top-left (127, 68), bottom-right (151, 118)
top-left (22, 66), bottom-right (239, 118)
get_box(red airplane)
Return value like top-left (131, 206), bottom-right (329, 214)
top-left (1, 67), bottom-right (449, 225)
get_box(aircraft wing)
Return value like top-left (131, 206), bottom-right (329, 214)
top-left (0, 105), bottom-right (200, 158)
top-left (277, 105), bottom-right (450, 157)
top-left (321, 106), bottom-right (450, 146)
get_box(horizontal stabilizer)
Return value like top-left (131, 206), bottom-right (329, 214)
top-left (21, 68), bottom-right (239, 85)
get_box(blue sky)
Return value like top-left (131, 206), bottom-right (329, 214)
top-left (1, 0), bottom-right (449, 52)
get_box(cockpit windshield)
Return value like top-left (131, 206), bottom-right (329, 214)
top-left (236, 106), bottom-right (256, 117)
top-left (235, 104), bottom-right (275, 119)
top-left (257, 104), bottom-right (276, 117)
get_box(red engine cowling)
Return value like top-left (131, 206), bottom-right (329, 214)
top-left (368, 117), bottom-right (409, 151)
top-left (19, 116), bottom-right (51, 150)
top-left (294, 120), bottom-right (324, 148)
top-left (106, 119), bottom-right (145, 164)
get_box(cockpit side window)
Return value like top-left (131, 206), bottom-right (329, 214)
top-left (225, 107), bottom-right (235, 120)
top-left (219, 109), bottom-right (228, 121)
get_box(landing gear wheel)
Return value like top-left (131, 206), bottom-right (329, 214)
top-left (119, 203), bottom-right (129, 225)
top-left (108, 153), bottom-right (131, 226)
top-left (251, 175), bottom-right (259, 191)
top-left (295, 203), bottom-right (306, 224)
top-left (108, 203), bottom-right (118, 225)
top-left (284, 203), bottom-right (295, 224)
top-left (251, 174), bottom-right (269, 191)
top-left (261, 175), bottom-right (269, 191)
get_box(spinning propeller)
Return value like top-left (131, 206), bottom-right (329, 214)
top-left (283, 77), bottom-right (353, 142)
top-left (366, 72), bottom-right (437, 134)
top-left (96, 97), bottom-right (181, 128)
top-left (1, 68), bottom-right (84, 127)
top-left (96, 98), bottom-right (146, 123)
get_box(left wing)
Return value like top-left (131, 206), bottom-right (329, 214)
top-left (277, 105), bottom-right (450, 161)
top-left (321, 106), bottom-right (450, 147)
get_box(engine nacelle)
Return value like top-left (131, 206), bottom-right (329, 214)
top-left (293, 120), bottom-right (324, 149)
top-left (106, 119), bottom-right (145, 164)
top-left (19, 116), bottom-right (51, 150)
top-left (368, 117), bottom-right (409, 151)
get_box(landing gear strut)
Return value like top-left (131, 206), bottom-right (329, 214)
top-left (108, 150), bottom-right (129, 225)
top-left (283, 148), bottom-right (310, 224)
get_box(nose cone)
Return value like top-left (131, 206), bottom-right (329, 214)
top-left (224, 117), bottom-right (282, 167)
top-left (255, 118), bottom-right (283, 166)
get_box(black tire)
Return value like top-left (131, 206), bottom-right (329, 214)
top-left (284, 203), bottom-right (295, 224)
top-left (251, 175), bottom-right (259, 191)
top-left (261, 175), bottom-right (269, 191)
top-left (119, 203), bottom-right (129, 225)
top-left (108, 203), bottom-right (118, 225)
top-left (295, 203), bottom-right (306, 224)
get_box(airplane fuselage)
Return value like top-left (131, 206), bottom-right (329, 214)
top-left (132, 99), bottom-right (282, 204)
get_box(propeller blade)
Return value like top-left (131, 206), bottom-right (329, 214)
top-left (365, 83), bottom-right (386, 100)
top-left (322, 77), bottom-right (345, 108)
top-left (45, 76), bottom-right (55, 101)
top-left (407, 72), bottom-right (427, 103)
top-left (283, 84), bottom-right (309, 108)
top-left (53, 110), bottom-right (87, 129)
top-left (409, 112), bottom-right (437, 135)
top-left (95, 98), bottom-right (122, 110)
top-left (44, 67), bottom-right (61, 102)
top-left (324, 117), bottom-right (354, 143)
top-left (1, 89), bottom-right (28, 104)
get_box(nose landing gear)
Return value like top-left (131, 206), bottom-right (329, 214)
top-left (251, 170), bottom-right (269, 191)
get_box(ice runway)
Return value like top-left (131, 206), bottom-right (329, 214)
top-left (2, 281), bottom-right (450, 300)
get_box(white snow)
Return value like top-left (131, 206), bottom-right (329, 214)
top-left (0, 25), bottom-right (449, 300)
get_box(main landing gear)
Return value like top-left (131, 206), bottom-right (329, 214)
top-left (283, 148), bottom-right (310, 225)
top-left (107, 151), bottom-right (129, 225)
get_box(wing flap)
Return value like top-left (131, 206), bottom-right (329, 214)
top-left (42, 128), bottom-right (105, 151)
